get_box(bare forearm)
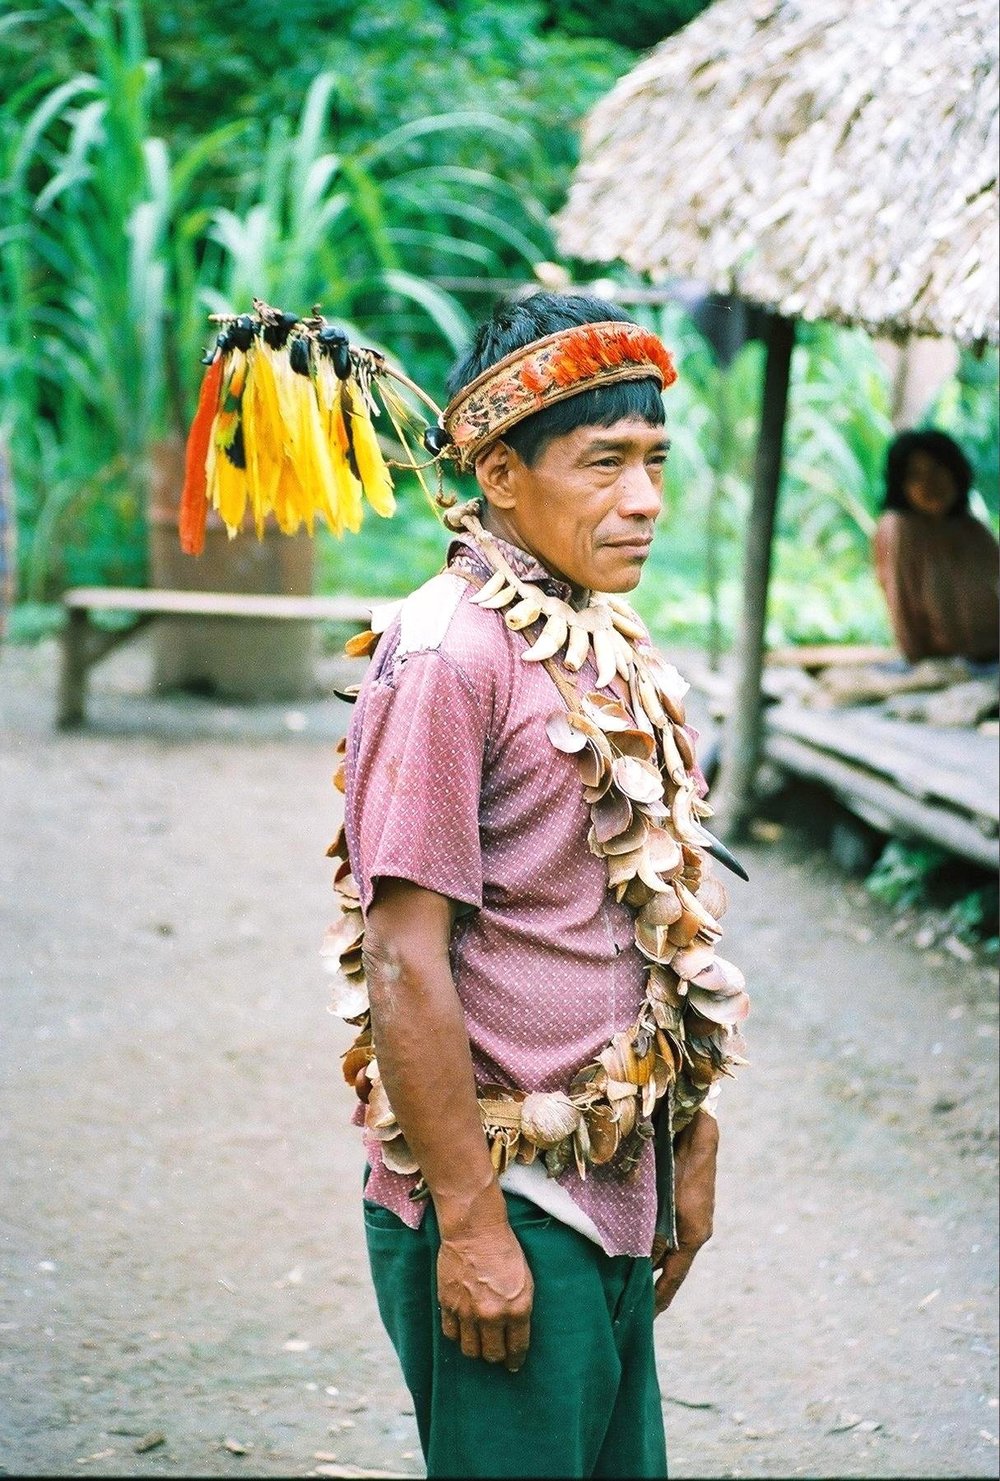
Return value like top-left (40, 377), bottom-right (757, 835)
top-left (365, 937), bottom-right (504, 1237)
top-left (363, 881), bottom-right (533, 1370)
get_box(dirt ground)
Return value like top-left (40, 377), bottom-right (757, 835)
top-left (1, 632), bottom-right (997, 1480)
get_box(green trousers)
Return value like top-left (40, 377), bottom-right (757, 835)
top-left (363, 1186), bottom-right (668, 1479)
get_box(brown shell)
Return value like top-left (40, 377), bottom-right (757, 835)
top-left (344, 628), bottom-right (379, 658)
top-left (592, 789), bottom-right (633, 843)
top-left (326, 823), bottom-right (349, 861)
top-left (640, 888), bottom-right (683, 928)
top-left (615, 728), bottom-right (657, 762)
top-left (696, 873), bottom-right (729, 920)
top-left (341, 1040), bottom-right (374, 1085)
top-left (585, 1103), bottom-right (621, 1165)
top-left (622, 876), bottom-right (657, 909)
top-left (671, 940), bottom-right (717, 981)
top-left (380, 1133), bottom-right (420, 1176)
top-left (582, 693), bottom-right (633, 731)
top-left (603, 812), bottom-right (649, 856)
top-left (672, 724), bottom-right (696, 770)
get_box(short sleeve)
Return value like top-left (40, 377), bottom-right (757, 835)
top-left (344, 647), bottom-right (490, 914)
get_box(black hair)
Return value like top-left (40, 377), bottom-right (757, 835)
top-left (883, 428), bottom-right (973, 516)
top-left (446, 292), bottom-right (666, 466)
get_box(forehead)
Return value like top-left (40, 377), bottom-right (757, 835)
top-left (907, 449), bottom-right (947, 474)
top-left (552, 418), bottom-right (670, 457)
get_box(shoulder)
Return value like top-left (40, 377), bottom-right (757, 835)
top-left (874, 510), bottom-right (904, 541)
top-left (392, 571), bottom-right (471, 660)
top-left (957, 513), bottom-right (1000, 552)
top-left (372, 569), bottom-right (515, 702)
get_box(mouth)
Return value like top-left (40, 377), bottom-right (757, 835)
top-left (606, 538), bottom-right (653, 557)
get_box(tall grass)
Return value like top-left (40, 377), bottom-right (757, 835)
top-left (1, 8), bottom-right (554, 596)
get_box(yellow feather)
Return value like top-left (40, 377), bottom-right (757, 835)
top-left (215, 446), bottom-right (247, 534)
top-left (241, 355), bottom-right (266, 537)
top-left (317, 362), bottom-right (363, 534)
top-left (273, 452), bottom-right (306, 535)
top-left (344, 384), bottom-right (395, 517)
top-left (300, 374), bottom-right (342, 537)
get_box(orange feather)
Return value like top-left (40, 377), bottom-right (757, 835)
top-left (179, 354), bottom-right (224, 555)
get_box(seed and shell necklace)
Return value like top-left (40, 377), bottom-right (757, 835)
top-left (328, 501), bottom-right (750, 1257)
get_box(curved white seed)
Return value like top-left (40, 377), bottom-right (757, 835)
top-left (564, 623), bottom-right (591, 671)
top-left (610, 605), bottom-right (648, 642)
top-left (477, 584), bottom-right (519, 610)
top-left (659, 723), bottom-right (688, 786)
top-left (611, 629), bottom-right (633, 680)
top-left (637, 671), bottom-right (666, 728)
top-left (505, 597), bottom-right (544, 630)
top-left (521, 614), bottom-right (569, 662)
top-left (469, 569), bottom-right (508, 605)
top-left (671, 783), bottom-right (709, 844)
top-left (593, 628), bottom-right (618, 689)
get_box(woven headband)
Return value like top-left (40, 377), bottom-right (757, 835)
top-left (438, 321), bottom-right (677, 470)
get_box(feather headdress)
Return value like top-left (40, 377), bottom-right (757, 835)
top-left (178, 299), bottom-right (442, 555)
top-left (178, 305), bottom-right (676, 551)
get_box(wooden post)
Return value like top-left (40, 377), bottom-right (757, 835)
top-left (58, 607), bottom-right (90, 728)
top-left (711, 312), bottom-right (796, 840)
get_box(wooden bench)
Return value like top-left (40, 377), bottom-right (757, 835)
top-left (58, 586), bottom-right (372, 728)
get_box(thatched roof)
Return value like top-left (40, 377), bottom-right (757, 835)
top-left (556, 0), bottom-right (999, 346)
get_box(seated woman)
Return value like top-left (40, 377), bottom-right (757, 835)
top-left (873, 428), bottom-right (999, 664)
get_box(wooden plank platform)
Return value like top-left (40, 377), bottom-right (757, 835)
top-left (681, 650), bottom-right (998, 868)
top-left (761, 701), bottom-right (998, 869)
top-left (58, 586), bottom-right (372, 728)
top-left (765, 702), bottom-right (999, 825)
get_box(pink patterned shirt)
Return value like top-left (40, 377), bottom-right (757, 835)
top-left (343, 534), bottom-right (657, 1256)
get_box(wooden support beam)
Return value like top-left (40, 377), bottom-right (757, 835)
top-left (711, 313), bottom-right (796, 840)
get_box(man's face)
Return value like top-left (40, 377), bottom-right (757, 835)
top-left (485, 417), bottom-right (669, 594)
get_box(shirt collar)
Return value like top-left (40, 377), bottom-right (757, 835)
top-left (446, 516), bottom-right (578, 605)
top-left (447, 532), bottom-right (579, 605)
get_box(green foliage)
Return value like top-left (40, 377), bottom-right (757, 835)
top-left (865, 840), bottom-right (948, 909)
top-left (624, 306), bottom-right (897, 649)
top-left (864, 840), bottom-right (999, 950)
top-left (2, 0), bottom-right (630, 597)
top-left (927, 345), bottom-right (1000, 518)
top-left (541, 0), bottom-right (712, 50)
top-left (2, 0), bottom-right (997, 631)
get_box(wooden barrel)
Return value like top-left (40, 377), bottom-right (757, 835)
top-left (147, 438), bottom-right (318, 700)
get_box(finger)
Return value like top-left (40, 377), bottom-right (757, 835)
top-left (479, 1322), bottom-right (507, 1365)
top-left (440, 1307), bottom-right (460, 1344)
top-left (654, 1253), bottom-right (693, 1315)
top-left (458, 1318), bottom-right (482, 1361)
top-left (504, 1316), bottom-right (531, 1373)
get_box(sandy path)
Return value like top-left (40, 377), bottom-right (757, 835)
top-left (1, 636), bottom-right (996, 1478)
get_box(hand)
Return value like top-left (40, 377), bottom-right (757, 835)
top-left (437, 1222), bottom-right (534, 1372)
top-left (653, 1108), bottom-right (718, 1316)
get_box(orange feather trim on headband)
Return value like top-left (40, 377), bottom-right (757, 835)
top-left (441, 320), bottom-right (677, 469)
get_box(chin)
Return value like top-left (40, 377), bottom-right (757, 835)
top-left (599, 560), bottom-right (646, 594)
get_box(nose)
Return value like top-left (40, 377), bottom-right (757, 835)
top-left (618, 461), bottom-right (663, 521)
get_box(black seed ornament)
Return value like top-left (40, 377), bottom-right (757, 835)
top-left (423, 425), bottom-right (452, 456)
top-left (317, 326), bottom-right (352, 380)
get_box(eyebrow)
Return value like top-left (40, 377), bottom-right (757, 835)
top-left (584, 436), bottom-right (672, 453)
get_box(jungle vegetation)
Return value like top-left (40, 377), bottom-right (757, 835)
top-left (2, 0), bottom-right (996, 649)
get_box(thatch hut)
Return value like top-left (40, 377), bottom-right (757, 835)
top-left (556, 0), bottom-right (999, 836)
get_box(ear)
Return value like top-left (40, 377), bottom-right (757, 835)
top-left (474, 440), bottom-right (519, 512)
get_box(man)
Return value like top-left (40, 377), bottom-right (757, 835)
top-left (334, 293), bottom-right (747, 1479)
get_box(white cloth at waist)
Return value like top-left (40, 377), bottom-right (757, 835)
top-left (498, 1083), bottom-right (720, 1248)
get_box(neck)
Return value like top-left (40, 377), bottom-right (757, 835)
top-left (479, 503), bottom-right (589, 607)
